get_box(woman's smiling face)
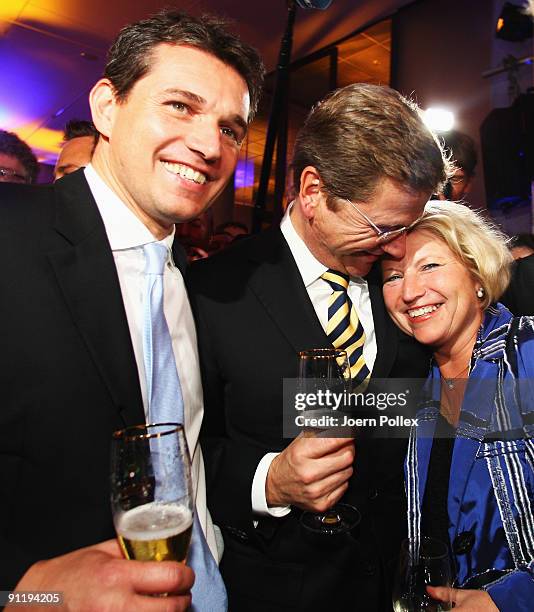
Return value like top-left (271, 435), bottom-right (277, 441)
top-left (381, 229), bottom-right (484, 355)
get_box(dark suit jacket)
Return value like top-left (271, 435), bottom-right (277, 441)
top-left (0, 170), bottom-right (186, 590)
top-left (502, 254), bottom-right (534, 316)
top-left (187, 229), bottom-right (431, 611)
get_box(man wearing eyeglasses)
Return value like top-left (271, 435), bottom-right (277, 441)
top-left (187, 83), bottom-right (449, 611)
top-left (436, 130), bottom-right (477, 202)
top-left (0, 129), bottom-right (38, 185)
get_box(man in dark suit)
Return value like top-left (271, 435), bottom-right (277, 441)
top-left (187, 84), bottom-right (449, 610)
top-left (0, 9), bottom-right (263, 610)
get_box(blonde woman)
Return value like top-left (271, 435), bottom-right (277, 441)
top-left (382, 201), bottom-right (534, 611)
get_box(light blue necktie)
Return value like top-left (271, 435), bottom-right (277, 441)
top-left (142, 242), bottom-right (228, 611)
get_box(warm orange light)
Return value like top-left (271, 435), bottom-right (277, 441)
top-left (497, 17), bottom-right (504, 32)
top-left (1, 1), bottom-right (66, 29)
top-left (15, 123), bottom-right (63, 156)
top-left (0, 1), bottom-right (26, 23)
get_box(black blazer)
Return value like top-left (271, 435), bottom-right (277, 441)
top-left (502, 254), bottom-right (534, 316)
top-left (0, 171), bottom-right (185, 590)
top-left (187, 229), bottom-right (431, 611)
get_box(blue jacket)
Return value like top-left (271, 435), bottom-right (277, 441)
top-left (406, 304), bottom-right (534, 611)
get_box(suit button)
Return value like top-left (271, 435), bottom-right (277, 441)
top-left (453, 531), bottom-right (475, 555)
top-left (368, 488), bottom-right (378, 500)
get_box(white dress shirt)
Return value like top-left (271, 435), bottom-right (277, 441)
top-left (251, 203), bottom-right (377, 517)
top-left (84, 165), bottom-right (220, 560)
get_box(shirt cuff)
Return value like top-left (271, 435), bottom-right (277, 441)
top-left (251, 452), bottom-right (291, 517)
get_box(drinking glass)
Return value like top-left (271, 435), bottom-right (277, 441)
top-left (297, 348), bottom-right (360, 535)
top-left (393, 537), bottom-right (454, 611)
top-left (110, 423), bottom-right (194, 563)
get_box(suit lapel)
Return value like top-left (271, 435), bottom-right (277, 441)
top-left (245, 232), bottom-right (402, 370)
top-left (47, 171), bottom-right (144, 427)
top-left (246, 230), bottom-right (330, 353)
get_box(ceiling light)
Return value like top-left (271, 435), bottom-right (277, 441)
top-left (423, 108), bottom-right (455, 132)
top-left (496, 2), bottom-right (533, 41)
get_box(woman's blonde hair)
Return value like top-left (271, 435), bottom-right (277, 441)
top-left (410, 201), bottom-right (513, 308)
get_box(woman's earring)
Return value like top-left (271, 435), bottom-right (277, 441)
top-left (476, 287), bottom-right (485, 299)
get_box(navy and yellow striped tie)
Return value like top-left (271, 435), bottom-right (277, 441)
top-left (322, 269), bottom-right (370, 386)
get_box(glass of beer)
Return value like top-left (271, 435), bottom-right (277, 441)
top-left (110, 423), bottom-right (193, 563)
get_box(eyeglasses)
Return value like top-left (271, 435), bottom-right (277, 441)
top-left (0, 167), bottom-right (29, 184)
top-left (342, 198), bottom-right (414, 244)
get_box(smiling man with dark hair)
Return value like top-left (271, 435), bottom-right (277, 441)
top-left (0, 8), bottom-right (263, 611)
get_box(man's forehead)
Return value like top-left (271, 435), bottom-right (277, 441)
top-left (147, 43), bottom-right (243, 84)
top-left (367, 194), bottom-right (427, 223)
top-left (0, 152), bottom-right (26, 173)
top-left (138, 43), bottom-right (250, 118)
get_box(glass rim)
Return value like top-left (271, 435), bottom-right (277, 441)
top-left (401, 536), bottom-right (450, 560)
top-left (112, 422), bottom-right (183, 442)
top-left (298, 348), bottom-right (348, 359)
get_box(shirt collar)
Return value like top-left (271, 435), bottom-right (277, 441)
top-left (84, 164), bottom-right (174, 252)
top-left (280, 201), bottom-right (327, 287)
top-left (280, 201), bottom-right (367, 287)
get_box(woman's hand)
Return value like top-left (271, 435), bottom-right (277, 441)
top-left (427, 586), bottom-right (499, 611)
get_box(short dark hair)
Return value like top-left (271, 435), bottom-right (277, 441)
top-left (441, 130), bottom-right (477, 177)
top-left (291, 84), bottom-right (451, 204)
top-left (63, 119), bottom-right (99, 144)
top-left (0, 129), bottom-right (39, 184)
top-left (104, 9), bottom-right (264, 122)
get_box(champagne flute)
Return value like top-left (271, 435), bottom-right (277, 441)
top-left (110, 423), bottom-right (194, 563)
top-left (297, 348), bottom-right (361, 535)
top-left (393, 537), bottom-right (453, 611)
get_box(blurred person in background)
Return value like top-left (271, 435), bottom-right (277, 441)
top-left (186, 244), bottom-right (209, 261)
top-left (207, 229), bottom-right (233, 254)
top-left (215, 220), bottom-right (249, 240)
top-left (437, 130), bottom-right (477, 202)
top-left (510, 233), bottom-right (534, 260)
top-left (502, 232), bottom-right (534, 315)
top-left (0, 129), bottom-right (38, 184)
top-left (54, 119), bottom-right (99, 180)
top-left (176, 209), bottom-right (214, 261)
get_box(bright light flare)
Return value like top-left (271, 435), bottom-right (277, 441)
top-left (423, 108), bottom-right (455, 133)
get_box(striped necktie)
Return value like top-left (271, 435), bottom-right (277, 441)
top-left (321, 269), bottom-right (370, 386)
top-left (142, 242), bottom-right (228, 611)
